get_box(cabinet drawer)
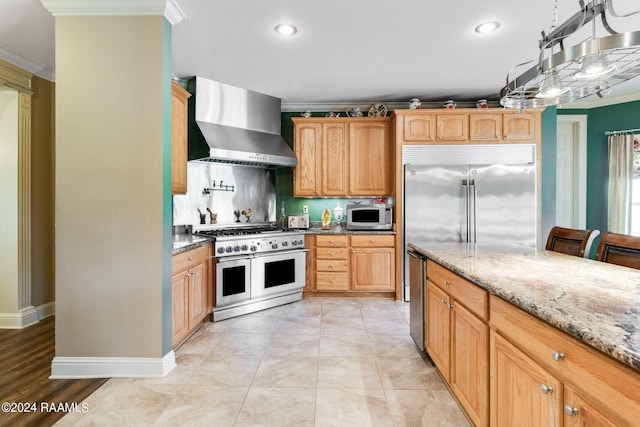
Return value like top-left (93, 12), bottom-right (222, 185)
top-left (317, 259), bottom-right (349, 272)
top-left (172, 243), bottom-right (210, 274)
top-left (316, 247), bottom-right (349, 259)
top-left (427, 261), bottom-right (488, 320)
top-left (350, 235), bottom-right (394, 247)
top-left (490, 295), bottom-right (640, 426)
top-left (316, 272), bottom-right (349, 290)
top-left (316, 235), bottom-right (349, 247)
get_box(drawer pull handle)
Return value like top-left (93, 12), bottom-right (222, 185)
top-left (448, 303), bottom-right (453, 310)
top-left (370, 239), bottom-right (375, 243)
top-left (330, 280), bottom-right (334, 284)
top-left (329, 252), bottom-right (334, 256)
top-left (440, 299), bottom-right (447, 304)
top-left (443, 280), bottom-right (450, 286)
top-left (551, 351), bottom-right (565, 361)
top-left (184, 274), bottom-right (190, 279)
top-left (329, 265), bottom-right (334, 269)
top-left (564, 405), bottom-right (579, 417)
top-left (540, 384), bottom-right (553, 395)
top-left (188, 256), bottom-right (193, 261)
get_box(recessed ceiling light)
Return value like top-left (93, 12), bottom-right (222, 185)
top-left (274, 23), bottom-right (298, 36)
top-left (475, 21), bottom-right (500, 34)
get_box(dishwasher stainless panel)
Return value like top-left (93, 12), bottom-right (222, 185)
top-left (408, 250), bottom-right (427, 351)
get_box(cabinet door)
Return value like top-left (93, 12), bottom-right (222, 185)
top-left (403, 114), bottom-right (436, 142)
top-left (349, 122), bottom-right (391, 195)
top-left (426, 281), bottom-right (451, 381)
top-left (437, 114), bottom-right (469, 141)
top-left (172, 271), bottom-right (189, 346)
top-left (294, 122), bottom-right (322, 196)
top-left (171, 82), bottom-right (191, 194)
top-left (470, 114), bottom-right (502, 141)
top-left (322, 122), bottom-right (349, 196)
top-left (503, 113), bottom-right (536, 140)
top-left (451, 301), bottom-right (489, 427)
top-left (350, 247), bottom-right (394, 291)
top-left (563, 387), bottom-right (620, 427)
top-left (490, 331), bottom-right (561, 427)
top-left (188, 261), bottom-right (208, 329)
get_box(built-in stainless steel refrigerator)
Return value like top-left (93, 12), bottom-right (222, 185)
top-left (402, 144), bottom-right (537, 302)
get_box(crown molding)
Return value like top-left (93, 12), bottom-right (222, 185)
top-left (281, 100), bottom-right (499, 113)
top-left (0, 46), bottom-right (54, 82)
top-left (40, 0), bottom-right (185, 25)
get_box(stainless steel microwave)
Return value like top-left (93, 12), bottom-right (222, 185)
top-left (346, 204), bottom-right (393, 230)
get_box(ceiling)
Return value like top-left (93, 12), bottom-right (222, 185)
top-left (2, 0), bottom-right (640, 107)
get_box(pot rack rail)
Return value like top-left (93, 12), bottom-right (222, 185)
top-left (604, 127), bottom-right (640, 135)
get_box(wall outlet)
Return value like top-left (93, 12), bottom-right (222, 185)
top-left (302, 205), bottom-right (309, 214)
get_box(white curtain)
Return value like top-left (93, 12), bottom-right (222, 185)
top-left (607, 133), bottom-right (634, 233)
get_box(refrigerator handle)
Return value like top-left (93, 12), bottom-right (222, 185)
top-left (470, 179), bottom-right (477, 243)
top-left (461, 179), bottom-right (469, 243)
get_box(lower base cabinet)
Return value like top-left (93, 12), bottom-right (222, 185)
top-left (490, 330), bottom-right (561, 427)
top-left (421, 259), bottom-right (640, 427)
top-left (172, 244), bottom-right (211, 347)
top-left (309, 234), bottom-right (395, 295)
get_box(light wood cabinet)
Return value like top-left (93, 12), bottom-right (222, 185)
top-left (350, 235), bottom-right (395, 291)
top-left (437, 114), bottom-right (468, 141)
top-left (490, 330), bottom-right (561, 427)
top-left (349, 122), bottom-right (392, 195)
top-left (308, 234), bottom-right (395, 295)
top-left (292, 117), bottom-right (391, 197)
top-left (503, 112), bottom-right (537, 140)
top-left (315, 235), bottom-right (349, 291)
top-left (171, 81), bottom-right (191, 194)
top-left (470, 114), bottom-right (502, 141)
top-left (426, 260), bottom-right (489, 426)
top-left (172, 243), bottom-right (211, 347)
top-left (490, 294), bottom-right (640, 427)
top-left (294, 122), bottom-right (322, 196)
top-left (393, 109), bottom-right (541, 145)
top-left (563, 387), bottom-right (619, 427)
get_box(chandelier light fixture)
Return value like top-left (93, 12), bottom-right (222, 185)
top-left (500, 0), bottom-right (640, 109)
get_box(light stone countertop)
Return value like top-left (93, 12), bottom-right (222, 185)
top-left (408, 242), bottom-right (640, 372)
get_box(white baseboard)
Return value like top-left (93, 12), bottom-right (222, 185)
top-left (50, 351), bottom-right (176, 379)
top-left (0, 301), bottom-right (56, 329)
top-left (0, 306), bottom-right (39, 329)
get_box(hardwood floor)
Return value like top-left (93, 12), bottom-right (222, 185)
top-left (0, 317), bottom-right (107, 427)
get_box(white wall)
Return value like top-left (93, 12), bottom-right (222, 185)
top-left (0, 90), bottom-right (19, 313)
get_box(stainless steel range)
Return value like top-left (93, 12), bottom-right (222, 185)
top-left (195, 224), bottom-right (307, 321)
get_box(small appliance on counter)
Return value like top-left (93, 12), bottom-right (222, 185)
top-left (288, 214), bottom-right (310, 229)
top-left (346, 203), bottom-right (393, 230)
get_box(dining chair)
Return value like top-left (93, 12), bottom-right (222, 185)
top-left (545, 226), bottom-right (600, 258)
top-left (595, 232), bottom-right (640, 270)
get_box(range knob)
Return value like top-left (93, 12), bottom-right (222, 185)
top-left (250, 245), bottom-right (258, 252)
top-left (282, 241), bottom-right (288, 247)
top-left (241, 244), bottom-right (249, 251)
top-left (225, 246), bottom-right (233, 253)
top-left (217, 247), bottom-right (225, 254)
top-left (233, 245), bottom-right (240, 252)
top-left (272, 243), bottom-right (278, 250)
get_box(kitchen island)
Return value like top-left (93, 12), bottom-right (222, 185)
top-left (409, 241), bottom-right (640, 427)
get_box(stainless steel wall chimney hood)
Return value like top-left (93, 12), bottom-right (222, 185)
top-left (188, 76), bottom-right (297, 168)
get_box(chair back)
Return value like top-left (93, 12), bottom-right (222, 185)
top-left (545, 226), bottom-right (600, 258)
top-left (595, 232), bottom-right (640, 269)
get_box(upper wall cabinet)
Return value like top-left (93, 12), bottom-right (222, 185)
top-left (393, 109), bottom-right (541, 145)
top-left (292, 117), bottom-right (392, 197)
top-left (171, 81), bottom-right (191, 194)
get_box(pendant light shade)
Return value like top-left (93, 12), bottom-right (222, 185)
top-left (574, 54), bottom-right (617, 79)
top-left (535, 71), bottom-right (570, 98)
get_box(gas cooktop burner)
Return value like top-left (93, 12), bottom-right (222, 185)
top-left (196, 226), bottom-right (282, 238)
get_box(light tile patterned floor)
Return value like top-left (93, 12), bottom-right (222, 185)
top-left (55, 298), bottom-right (470, 427)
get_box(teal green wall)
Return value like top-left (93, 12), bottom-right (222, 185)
top-left (559, 99), bottom-right (640, 256)
top-left (541, 106), bottom-right (557, 242)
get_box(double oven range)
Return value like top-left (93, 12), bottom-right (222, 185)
top-left (195, 225), bottom-right (308, 321)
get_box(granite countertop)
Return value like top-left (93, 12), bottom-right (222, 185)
top-left (172, 233), bottom-right (210, 254)
top-left (408, 242), bottom-right (640, 372)
top-left (299, 223), bottom-right (396, 235)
